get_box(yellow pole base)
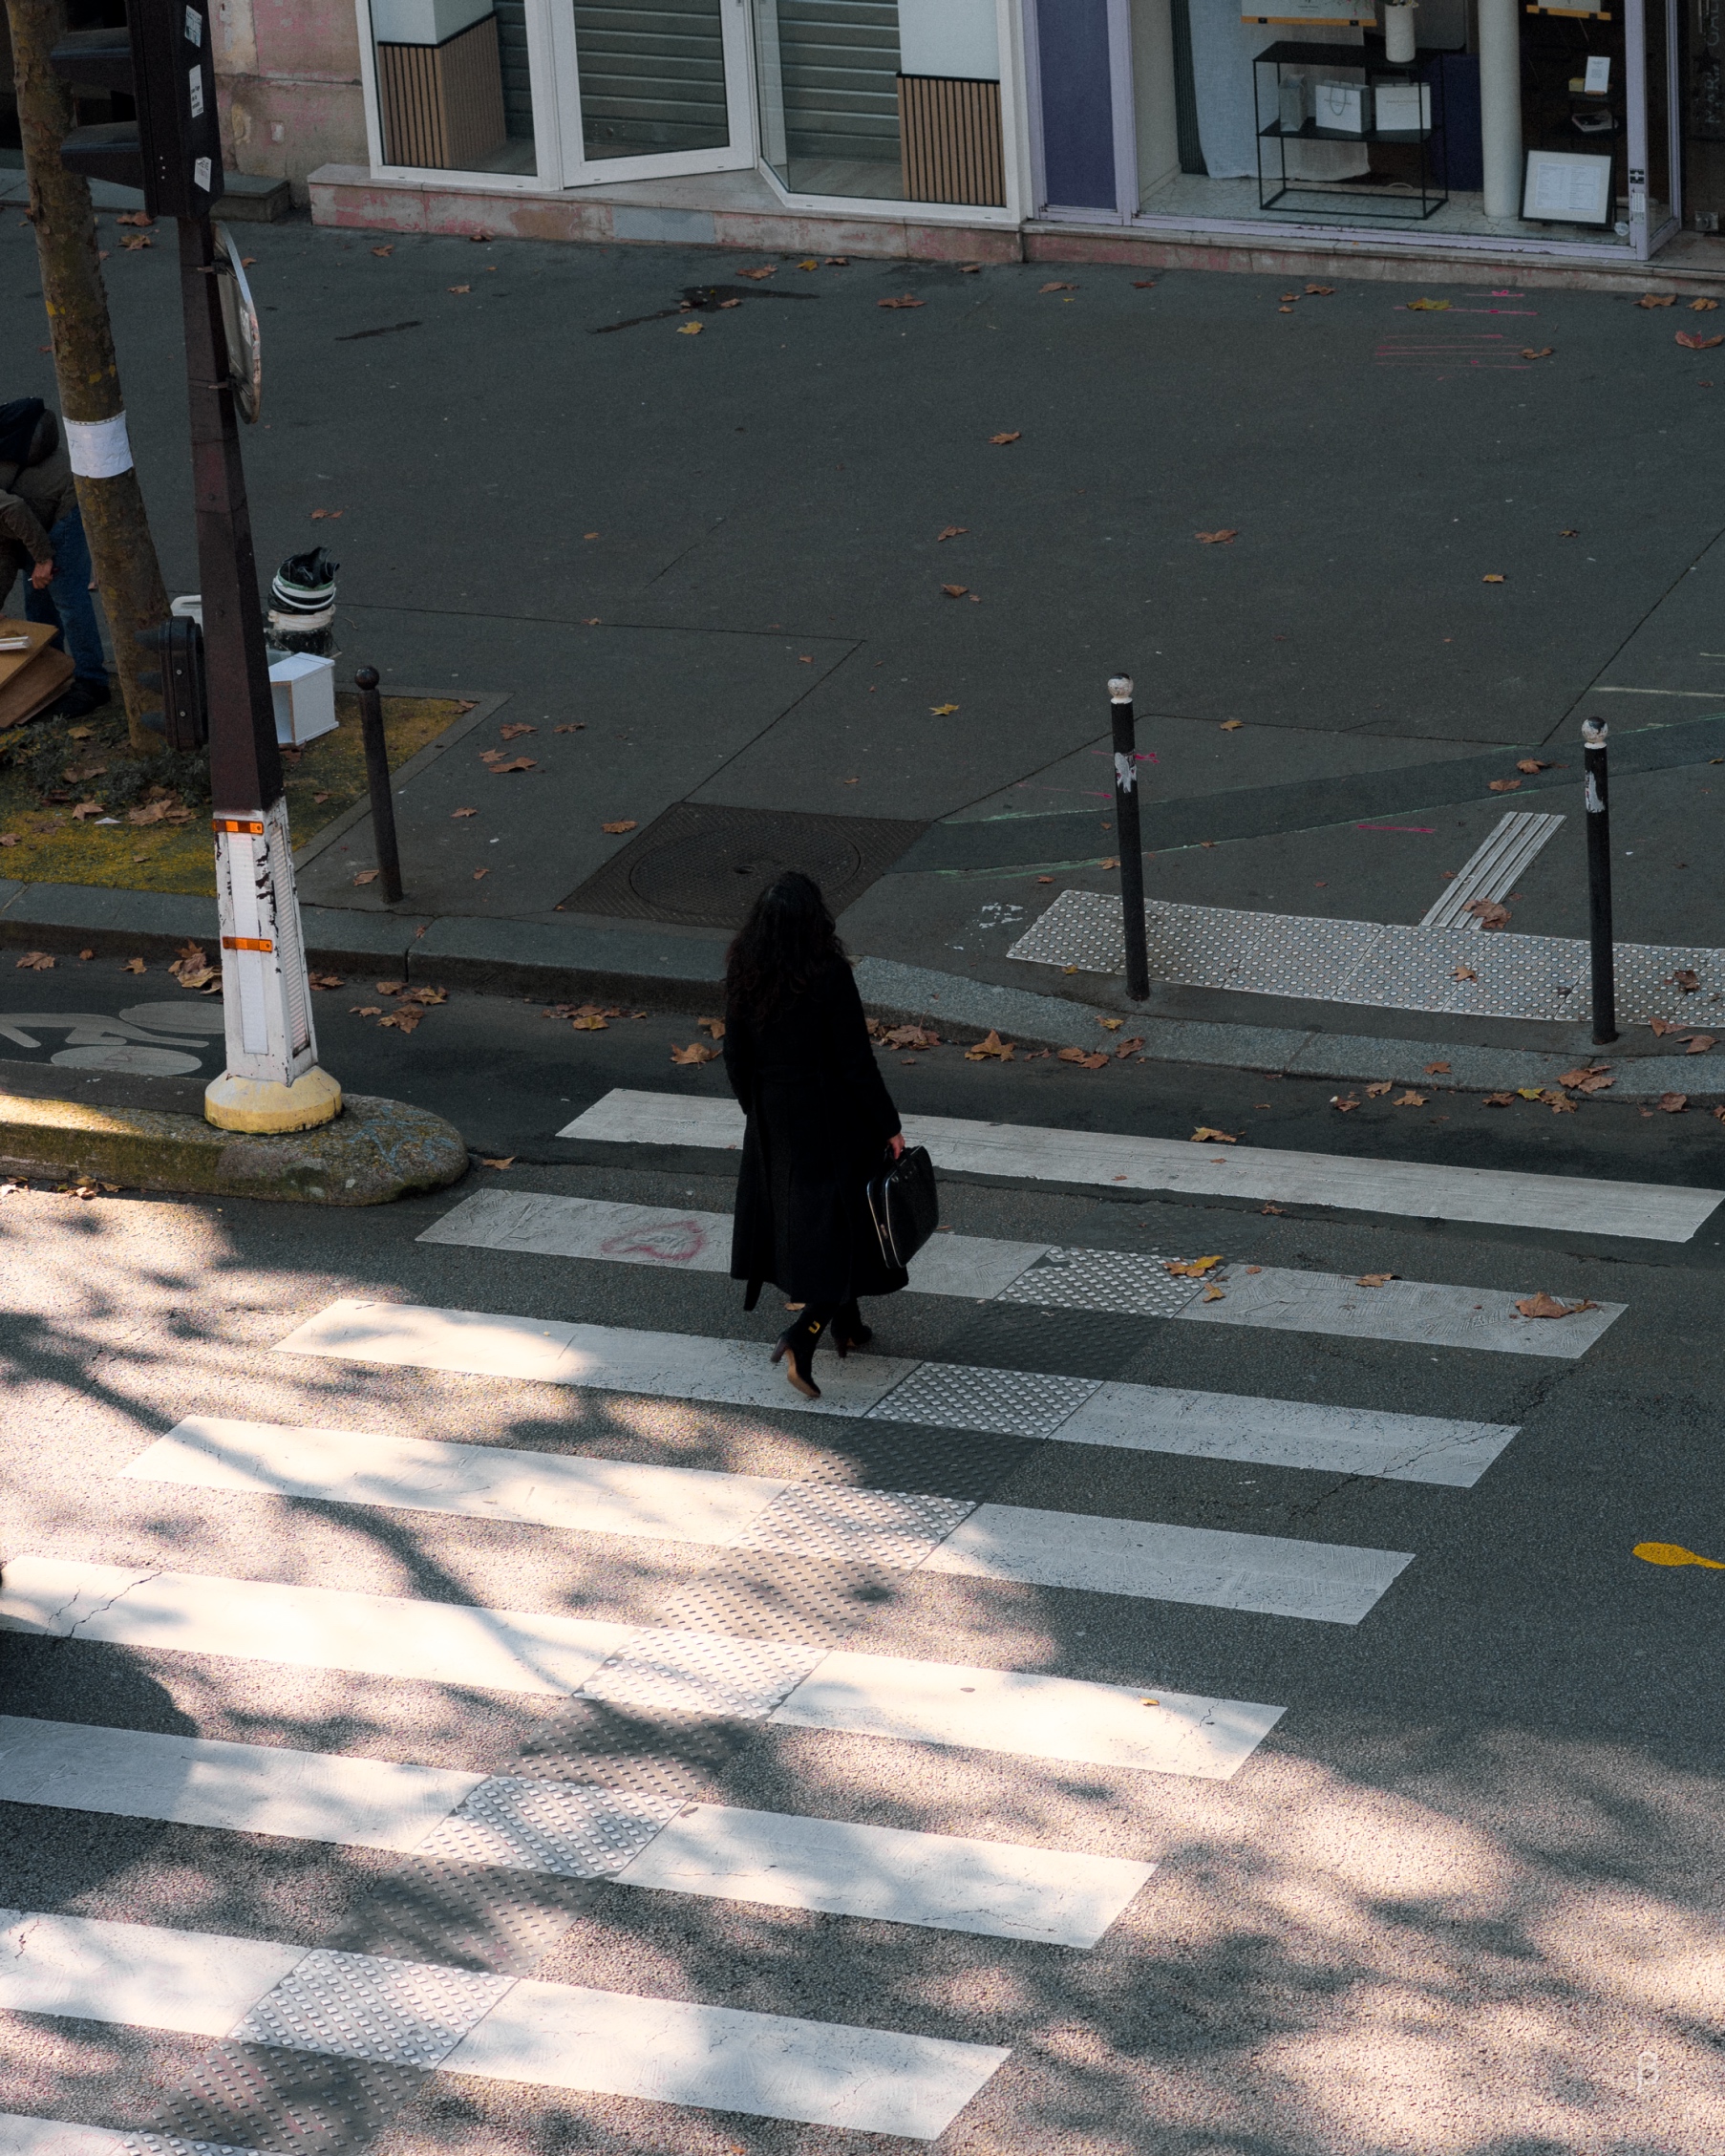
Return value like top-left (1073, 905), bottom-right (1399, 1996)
top-left (204, 1066), bottom-right (344, 1134)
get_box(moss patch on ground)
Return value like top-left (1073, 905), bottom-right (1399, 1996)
top-left (0, 693), bottom-right (469, 896)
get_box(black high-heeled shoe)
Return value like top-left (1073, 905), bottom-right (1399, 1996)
top-left (771, 1319), bottom-right (822, 1398)
top-left (830, 1300), bottom-right (872, 1359)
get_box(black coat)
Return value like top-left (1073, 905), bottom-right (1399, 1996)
top-left (724, 957), bottom-right (907, 1307)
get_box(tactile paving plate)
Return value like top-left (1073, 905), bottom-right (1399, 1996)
top-left (578, 1627), bottom-right (826, 1719)
top-left (123, 2139), bottom-right (263, 2156)
top-left (868, 1360), bottom-right (1100, 1439)
top-left (415, 1778), bottom-right (685, 1876)
top-left (999, 1248), bottom-right (1206, 1318)
top-left (1009, 886), bottom-right (1725, 1023)
top-left (325, 1859), bottom-right (594, 1976)
top-left (230, 1950), bottom-right (511, 2069)
top-left (734, 1484), bottom-right (974, 1568)
top-left (148, 2046), bottom-right (425, 2156)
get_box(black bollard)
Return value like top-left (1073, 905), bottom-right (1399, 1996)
top-left (1108, 674), bottom-right (1150, 1003)
top-left (354, 666), bottom-right (403, 905)
top-left (1583, 715), bottom-right (1616, 1046)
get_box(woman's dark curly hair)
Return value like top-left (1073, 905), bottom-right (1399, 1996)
top-left (725, 870), bottom-right (843, 1021)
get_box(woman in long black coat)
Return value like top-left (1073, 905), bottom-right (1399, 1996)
top-left (723, 871), bottom-right (906, 1398)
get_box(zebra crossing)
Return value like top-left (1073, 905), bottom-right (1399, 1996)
top-left (0, 1090), bottom-right (1650, 2151)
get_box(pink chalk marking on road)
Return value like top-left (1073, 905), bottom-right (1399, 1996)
top-left (601, 1220), bottom-right (710, 1264)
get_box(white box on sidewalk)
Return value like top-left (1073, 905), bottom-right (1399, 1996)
top-left (268, 651), bottom-right (338, 746)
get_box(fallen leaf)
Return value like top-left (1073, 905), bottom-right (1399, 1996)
top-left (448, 284), bottom-right (472, 294)
top-left (1195, 529), bottom-right (1238, 544)
top-left (941, 584), bottom-right (969, 598)
top-left (1331, 1095), bottom-right (1360, 1111)
top-left (122, 956), bottom-right (145, 973)
top-left (1425, 1061), bottom-right (1451, 1075)
top-left (1133, 279), bottom-right (1156, 288)
top-left (1115, 1036), bottom-right (1144, 1057)
top-left (1520, 346), bottom-right (1554, 359)
top-left (879, 295), bottom-right (925, 310)
top-left (127, 800), bottom-right (175, 826)
top-left (1544, 1091), bottom-right (1579, 1113)
top-left (554, 723), bottom-right (585, 733)
top-left (1202, 1286), bottom-right (1225, 1301)
top-left (1516, 758), bottom-right (1551, 774)
top-left (937, 525), bottom-right (967, 541)
top-left (1220, 718), bottom-right (1244, 731)
top-left (310, 508), bottom-right (343, 521)
top-left (372, 244), bottom-right (394, 256)
top-left (602, 819), bottom-right (638, 834)
top-left (1465, 898), bottom-right (1510, 930)
top-left (965, 1030), bottom-right (1014, 1061)
top-left (570, 1014), bottom-right (607, 1030)
top-left (1694, 297), bottom-right (1721, 311)
top-left (1638, 292), bottom-right (1677, 308)
top-left (1558, 1065), bottom-right (1614, 1093)
top-left (1164, 1254), bottom-right (1223, 1277)
top-left (1279, 292), bottom-right (1298, 303)
top-left (1452, 964), bottom-right (1479, 981)
top-left (352, 869), bottom-right (380, 886)
top-left (1187, 1126), bottom-right (1237, 1145)
top-left (312, 790), bottom-right (333, 804)
top-left (1098, 856), bottom-right (1119, 870)
top-left (1714, 1106), bottom-right (1725, 1123)
top-left (1395, 1091), bottom-right (1428, 1107)
top-left (1407, 297), bottom-right (1450, 310)
top-left (77, 950), bottom-right (93, 960)
top-left (736, 266), bottom-right (777, 280)
top-left (1668, 969), bottom-right (1701, 992)
top-left (0, 835), bottom-right (17, 848)
top-left (1306, 284), bottom-right (1334, 295)
top-left (71, 800), bottom-right (102, 821)
top-left (1516, 1087), bottom-right (1544, 1099)
top-left (117, 209), bottom-right (152, 226)
top-left (1482, 573), bottom-right (1506, 584)
top-left (1036, 874), bottom-right (1053, 884)
top-left (930, 702), bottom-right (960, 715)
top-left (1516, 1291), bottom-right (1599, 1318)
top-left (1488, 778), bottom-right (1522, 793)
top-left (825, 256), bottom-right (849, 266)
top-left (1676, 331), bottom-right (1725, 349)
top-left (499, 722), bottom-right (538, 739)
top-left (671, 1041), bottom-right (718, 1064)
top-left (120, 233), bottom-right (152, 249)
top-left (1659, 1091), bottom-right (1689, 1113)
top-left (1039, 281), bottom-right (1076, 292)
top-left (14, 950), bottom-right (54, 971)
top-left (309, 972), bottom-right (344, 990)
top-left (1634, 1540), bottom-right (1725, 1568)
top-left (378, 1006), bottom-right (422, 1033)
top-left (410, 987), bottom-right (447, 1006)
top-left (1560, 527), bottom-right (1579, 537)
top-left (1484, 1091), bottom-right (1516, 1106)
top-left (698, 1016), bottom-right (727, 1038)
top-left (988, 432), bottom-right (1020, 445)
top-left (1261, 1202), bottom-right (1285, 1214)
top-left (1365, 1080), bottom-right (1394, 1097)
top-left (480, 1157), bottom-right (515, 1169)
top-left (798, 257), bottom-right (818, 269)
top-left (1356, 1272), bottom-right (1396, 1287)
top-left (1686, 1034), bottom-right (1716, 1054)
top-left (677, 321), bottom-right (703, 335)
top-left (375, 981), bottom-right (408, 996)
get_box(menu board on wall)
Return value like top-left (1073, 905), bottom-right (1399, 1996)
top-left (1242, 0), bottom-right (1374, 23)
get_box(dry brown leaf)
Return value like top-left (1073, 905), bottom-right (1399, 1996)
top-left (698, 1016), bottom-right (727, 1038)
top-left (1202, 1286), bottom-right (1225, 1301)
top-left (488, 757), bottom-right (536, 775)
top-left (936, 525), bottom-right (967, 541)
top-left (1465, 899), bottom-right (1510, 930)
top-left (1395, 1091), bottom-right (1428, 1107)
top-left (736, 266), bottom-right (777, 280)
top-left (1668, 969), bottom-right (1701, 992)
top-left (1638, 292), bottom-right (1676, 308)
top-left (410, 987), bottom-right (447, 1006)
top-left (1261, 1202), bottom-right (1286, 1214)
top-left (1164, 1255), bottom-right (1223, 1277)
top-left (1658, 1091), bottom-right (1689, 1113)
top-left (1544, 1091), bottom-right (1579, 1113)
top-left (372, 244), bottom-right (394, 256)
top-left (309, 972), bottom-right (345, 990)
top-left (14, 950), bottom-right (54, 971)
top-left (128, 800), bottom-right (173, 826)
top-left (310, 508), bottom-right (343, 521)
top-left (1058, 1047), bottom-right (1109, 1069)
top-left (378, 1007), bottom-right (422, 1033)
top-left (1482, 573), bottom-right (1506, 584)
top-left (375, 980), bottom-right (408, 995)
top-left (499, 722), bottom-right (537, 739)
top-left (988, 432), bottom-right (1020, 445)
top-left (965, 1030), bottom-right (1014, 1061)
top-left (1425, 1061), bottom-right (1451, 1074)
top-left (554, 722), bottom-right (586, 732)
top-left (312, 791), bottom-right (333, 804)
top-left (480, 1157), bottom-right (515, 1169)
top-left (671, 1041), bottom-right (718, 1064)
top-left (941, 584), bottom-right (969, 598)
top-left (352, 869), bottom-right (380, 886)
top-left (1195, 529), bottom-right (1237, 544)
top-left (1220, 718), bottom-right (1244, 732)
top-left (879, 295), bottom-right (925, 310)
top-left (1365, 1080), bottom-right (1394, 1097)
top-left (350, 1005), bottom-right (383, 1016)
top-left (602, 819), bottom-right (637, 834)
top-left (570, 1014), bottom-right (607, 1030)
top-left (1190, 1126), bottom-right (1237, 1143)
top-left (1694, 297), bottom-right (1721, 310)
top-left (1115, 1036), bottom-right (1144, 1057)
top-left (1356, 1272), bottom-right (1396, 1288)
top-left (1331, 1095), bottom-right (1360, 1112)
top-left (1676, 331), bottom-right (1725, 349)
top-left (1488, 778), bottom-right (1522, 793)
top-left (1452, 964), bottom-right (1479, 981)
top-left (1098, 856), bottom-right (1119, 870)
top-left (448, 284), bottom-right (471, 295)
top-left (1685, 1034), bottom-right (1716, 1054)
top-left (1516, 758), bottom-right (1551, 774)
top-left (1306, 284), bottom-right (1334, 295)
top-left (71, 800), bottom-right (102, 821)
top-left (1650, 1016), bottom-right (1685, 1035)
top-left (1516, 1291), bottom-right (1599, 1318)
top-left (1097, 1017), bottom-right (1123, 1032)
top-left (1039, 281), bottom-right (1076, 292)
top-left (1558, 1065), bottom-right (1614, 1093)
top-left (121, 956), bottom-right (145, 973)
top-left (1521, 347), bottom-right (1554, 359)
top-left (1484, 1092), bottom-right (1516, 1106)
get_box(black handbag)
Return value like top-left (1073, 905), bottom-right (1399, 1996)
top-left (865, 1142), bottom-right (939, 1270)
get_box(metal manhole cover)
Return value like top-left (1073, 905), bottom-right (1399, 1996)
top-left (560, 802), bottom-right (926, 929)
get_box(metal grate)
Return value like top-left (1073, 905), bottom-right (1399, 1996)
top-left (148, 2047), bottom-right (427, 2156)
top-left (734, 1484), bottom-right (974, 1568)
top-left (1420, 811), bottom-right (1565, 930)
top-left (1009, 886), bottom-right (1725, 1024)
top-left (415, 1778), bottom-right (685, 1876)
top-left (578, 1626), bottom-right (827, 1718)
top-left (999, 1248), bottom-right (1210, 1319)
top-left (230, 1950), bottom-right (511, 2070)
top-left (560, 801), bottom-right (925, 928)
top-left (868, 1360), bottom-right (1100, 1439)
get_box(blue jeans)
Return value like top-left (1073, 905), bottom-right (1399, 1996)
top-left (24, 508), bottom-right (108, 690)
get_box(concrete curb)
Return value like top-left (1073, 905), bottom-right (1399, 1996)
top-left (0, 1089), bottom-right (470, 1205)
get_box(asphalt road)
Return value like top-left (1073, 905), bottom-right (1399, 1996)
top-left (1, 993), bottom-right (1722, 2152)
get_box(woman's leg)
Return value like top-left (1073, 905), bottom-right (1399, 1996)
top-left (830, 1299), bottom-right (873, 1356)
top-left (771, 1302), bottom-right (840, 1398)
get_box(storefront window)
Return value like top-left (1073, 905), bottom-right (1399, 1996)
top-left (754, 0), bottom-right (1007, 203)
top-left (370, 0), bottom-right (541, 175)
top-left (573, 0), bottom-right (731, 160)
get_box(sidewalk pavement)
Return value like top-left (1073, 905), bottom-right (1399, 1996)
top-left (6, 214), bottom-right (1725, 1098)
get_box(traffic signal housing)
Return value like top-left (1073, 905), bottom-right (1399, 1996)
top-left (51, 0), bottom-right (224, 221)
top-left (137, 617), bottom-right (209, 752)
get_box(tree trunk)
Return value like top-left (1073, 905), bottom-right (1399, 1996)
top-left (6, 0), bottom-right (169, 754)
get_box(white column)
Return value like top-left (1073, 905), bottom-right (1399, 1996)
top-left (1478, 0), bottom-right (1523, 221)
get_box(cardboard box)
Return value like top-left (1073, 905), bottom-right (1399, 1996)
top-left (0, 619), bottom-right (75, 731)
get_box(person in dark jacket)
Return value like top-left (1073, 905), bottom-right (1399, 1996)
top-left (723, 871), bottom-right (905, 1399)
top-left (0, 396), bottom-right (110, 717)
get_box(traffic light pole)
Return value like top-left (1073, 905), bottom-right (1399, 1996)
top-left (178, 211), bottom-right (338, 1132)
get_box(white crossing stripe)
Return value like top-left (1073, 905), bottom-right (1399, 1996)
top-left (0, 1717), bottom-right (1150, 1949)
top-left (263, 1305), bottom-right (1523, 1483)
top-left (0, 1555), bottom-right (634, 1695)
top-left (771, 1653), bottom-right (1283, 1779)
top-left (561, 1088), bottom-right (1720, 1242)
top-left (131, 1415), bottom-right (1413, 1616)
top-left (0, 1559), bottom-right (1284, 1779)
top-left (419, 1192), bottom-right (1625, 1359)
top-left (0, 1911), bottom-right (1006, 2139)
top-left (926, 1507), bottom-right (1412, 1625)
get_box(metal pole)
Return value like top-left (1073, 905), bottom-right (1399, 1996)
top-left (1583, 715), bottom-right (1617, 1046)
top-left (180, 210), bottom-right (337, 1130)
top-left (1108, 674), bottom-right (1149, 1003)
top-left (354, 666), bottom-right (403, 905)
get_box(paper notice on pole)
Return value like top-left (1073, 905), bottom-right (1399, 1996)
top-left (63, 412), bottom-right (134, 480)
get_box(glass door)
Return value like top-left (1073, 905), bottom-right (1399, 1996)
top-left (554, 0), bottom-right (756, 181)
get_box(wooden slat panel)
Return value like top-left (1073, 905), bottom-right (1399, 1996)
top-left (896, 74), bottom-right (1003, 206)
top-left (377, 14), bottom-right (506, 170)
